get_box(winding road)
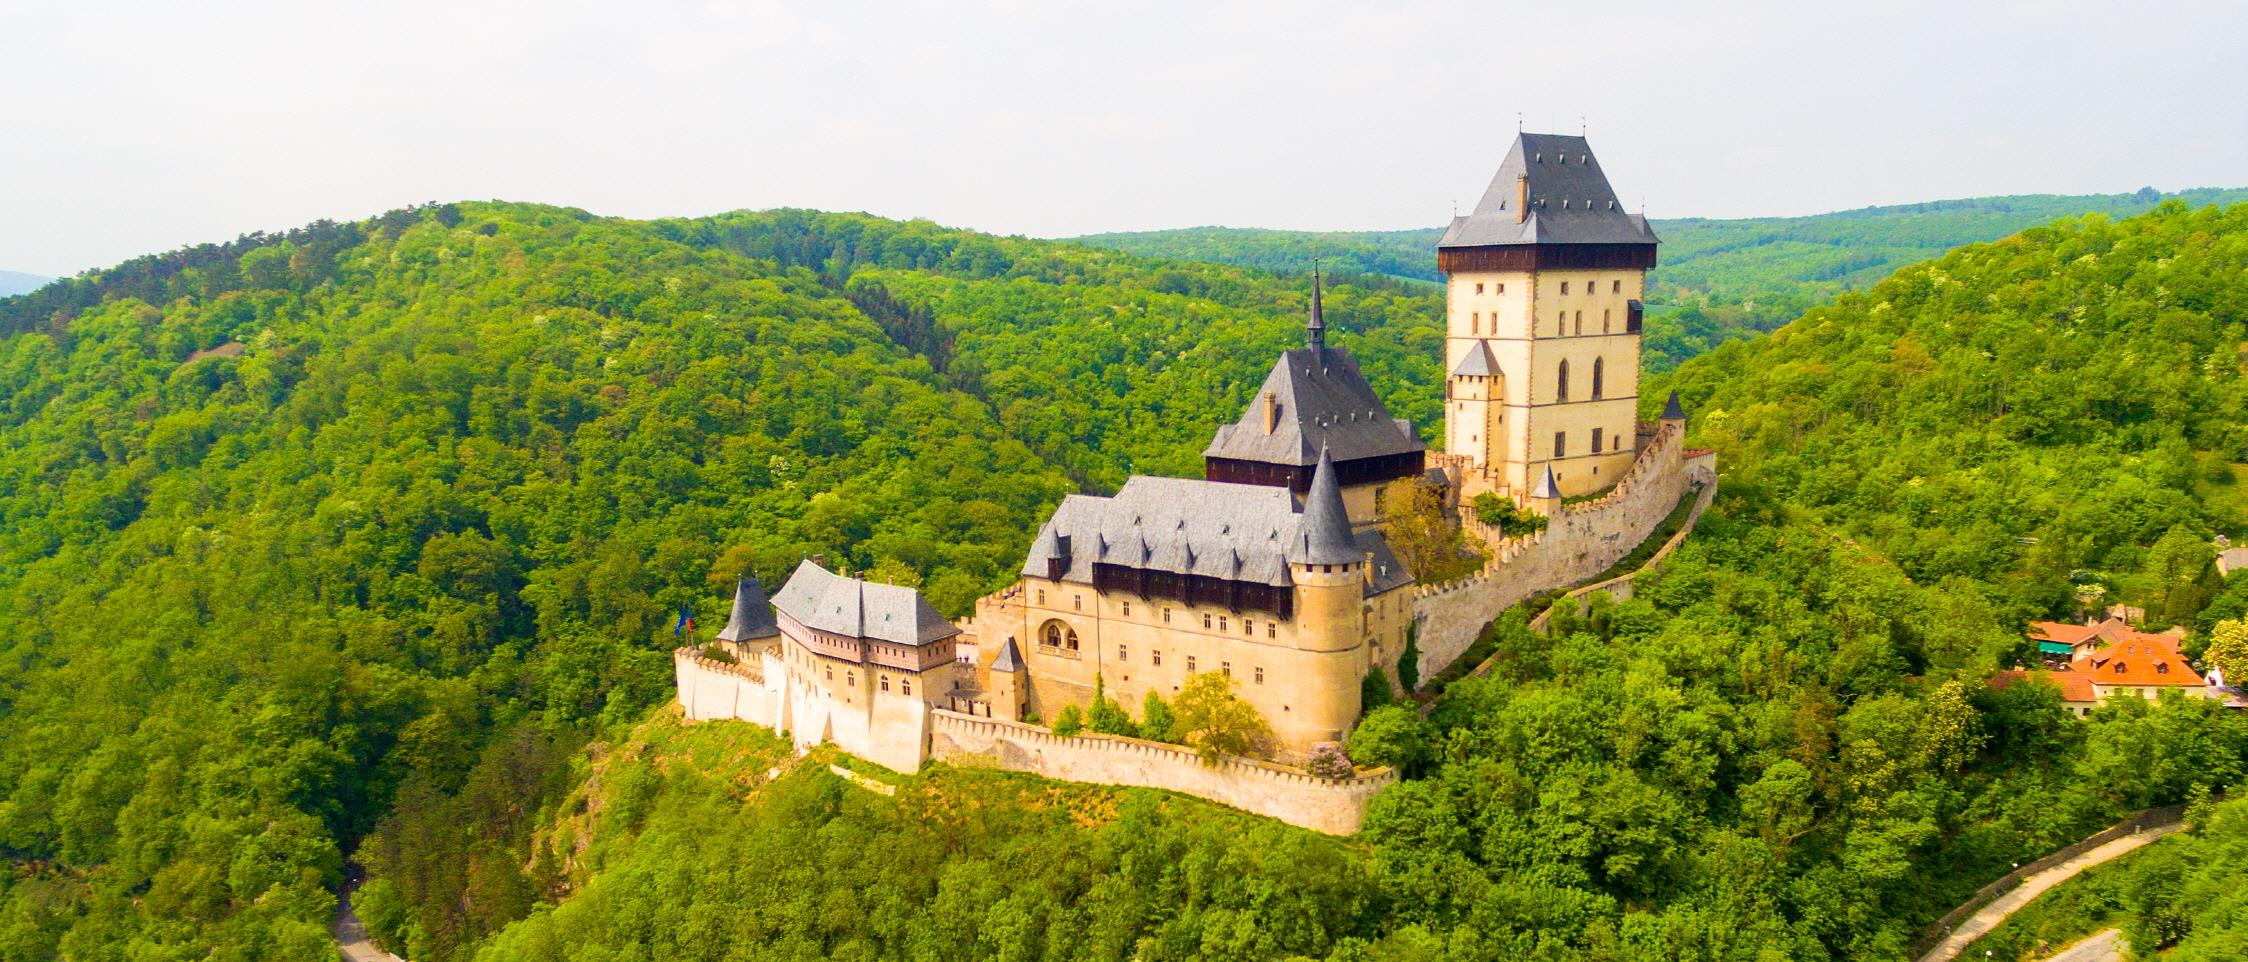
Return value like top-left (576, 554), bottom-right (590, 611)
top-left (333, 863), bottom-right (406, 962)
top-left (1916, 823), bottom-right (2181, 962)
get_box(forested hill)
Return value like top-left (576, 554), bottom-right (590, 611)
top-left (6, 199), bottom-right (2248, 962)
top-left (1074, 187), bottom-right (2248, 369)
top-left (0, 201), bottom-right (1443, 959)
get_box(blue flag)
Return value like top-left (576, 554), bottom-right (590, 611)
top-left (674, 605), bottom-right (693, 637)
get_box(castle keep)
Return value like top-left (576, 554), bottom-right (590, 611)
top-left (676, 133), bottom-right (1715, 832)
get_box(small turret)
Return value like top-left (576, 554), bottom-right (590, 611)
top-left (1529, 464), bottom-right (1564, 517)
top-left (714, 574), bottom-right (780, 645)
top-left (989, 636), bottom-right (1028, 721)
top-left (1661, 389), bottom-right (1685, 424)
top-left (1306, 263), bottom-right (1327, 355)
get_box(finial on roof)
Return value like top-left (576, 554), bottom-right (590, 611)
top-left (1306, 260), bottom-right (1326, 354)
top-left (1661, 389), bottom-right (1685, 422)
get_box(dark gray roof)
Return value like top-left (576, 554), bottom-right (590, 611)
top-left (1024, 477), bottom-right (1299, 587)
top-left (1531, 464), bottom-right (1562, 500)
top-left (1450, 341), bottom-right (1499, 378)
top-left (1662, 389), bottom-right (1685, 420)
top-left (1204, 346), bottom-right (1424, 467)
top-left (715, 575), bottom-right (780, 642)
top-left (990, 636), bottom-right (1024, 672)
top-left (1438, 133), bottom-right (1659, 250)
top-left (770, 560), bottom-right (959, 646)
top-left (1287, 449), bottom-right (1360, 566)
top-left (1356, 530), bottom-right (1414, 597)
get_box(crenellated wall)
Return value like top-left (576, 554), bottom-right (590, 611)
top-left (1411, 420), bottom-right (1712, 682)
top-left (927, 709), bottom-right (1394, 835)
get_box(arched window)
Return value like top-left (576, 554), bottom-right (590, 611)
top-left (1040, 620), bottom-right (1079, 651)
top-left (1591, 357), bottom-right (1605, 399)
top-left (1556, 360), bottom-right (1570, 401)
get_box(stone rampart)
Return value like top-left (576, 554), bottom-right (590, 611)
top-left (1411, 421), bottom-right (1707, 682)
top-left (1519, 474), bottom-right (1717, 638)
top-left (674, 648), bottom-right (781, 727)
top-left (928, 709), bottom-right (1394, 835)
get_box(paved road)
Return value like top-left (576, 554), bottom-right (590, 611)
top-left (333, 863), bottom-right (406, 962)
top-left (1918, 823), bottom-right (2182, 962)
top-left (2041, 928), bottom-right (2124, 962)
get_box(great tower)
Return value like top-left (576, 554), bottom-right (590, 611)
top-left (1437, 133), bottom-right (1659, 499)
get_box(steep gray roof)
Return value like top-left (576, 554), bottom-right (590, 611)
top-left (1024, 478), bottom-right (1297, 587)
top-left (1204, 346), bottom-right (1424, 467)
top-left (1661, 389), bottom-right (1685, 420)
top-left (770, 560), bottom-right (959, 646)
top-left (1357, 530), bottom-right (1414, 597)
top-left (714, 575), bottom-right (780, 642)
top-left (1450, 340), bottom-right (1499, 378)
top-left (1438, 133), bottom-right (1659, 249)
top-left (990, 636), bottom-right (1024, 673)
top-left (1287, 449), bottom-right (1360, 566)
top-left (1531, 464), bottom-right (1562, 500)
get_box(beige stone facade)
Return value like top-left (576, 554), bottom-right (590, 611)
top-left (1445, 267), bottom-right (1644, 500)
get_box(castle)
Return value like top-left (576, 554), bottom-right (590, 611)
top-left (675, 133), bottom-right (1715, 828)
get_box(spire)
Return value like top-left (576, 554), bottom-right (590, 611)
top-left (1661, 389), bottom-right (1685, 422)
top-left (1306, 261), bottom-right (1326, 353)
top-left (1531, 464), bottom-right (1562, 500)
top-left (1288, 446), bottom-right (1359, 566)
top-left (714, 574), bottom-right (779, 643)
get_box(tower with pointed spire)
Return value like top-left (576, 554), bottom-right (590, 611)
top-left (1438, 132), bottom-right (1657, 499)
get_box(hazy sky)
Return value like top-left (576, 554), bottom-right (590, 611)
top-left (3, 0), bottom-right (2243, 277)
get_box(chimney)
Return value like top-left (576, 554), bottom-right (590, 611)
top-left (1263, 390), bottom-right (1280, 434)
top-left (1515, 173), bottom-right (1529, 224)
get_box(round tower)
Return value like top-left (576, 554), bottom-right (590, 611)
top-left (1285, 448), bottom-right (1369, 748)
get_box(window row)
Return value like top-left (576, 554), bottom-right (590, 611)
top-left (1554, 358), bottom-right (1606, 401)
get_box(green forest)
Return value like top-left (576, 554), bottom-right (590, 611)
top-left (1075, 187), bottom-right (2248, 370)
top-left (3, 197), bottom-right (2248, 961)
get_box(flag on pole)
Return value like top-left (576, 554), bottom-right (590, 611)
top-left (674, 605), bottom-right (695, 638)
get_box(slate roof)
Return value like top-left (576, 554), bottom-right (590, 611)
top-left (1204, 346), bottom-right (1424, 467)
top-left (1287, 449), bottom-right (1360, 566)
top-left (1662, 389), bottom-right (1685, 420)
top-left (714, 575), bottom-right (781, 642)
top-left (1451, 341), bottom-right (1499, 378)
top-left (1438, 132), bottom-right (1659, 250)
top-left (1531, 464), bottom-right (1562, 500)
top-left (990, 636), bottom-right (1024, 673)
top-left (770, 560), bottom-right (959, 646)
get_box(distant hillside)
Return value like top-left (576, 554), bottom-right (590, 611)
top-left (1072, 187), bottom-right (2248, 370)
top-left (0, 270), bottom-right (48, 296)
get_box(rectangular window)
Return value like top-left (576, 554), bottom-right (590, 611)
top-left (1221, 661), bottom-right (1231, 678)
top-left (1475, 282), bottom-right (1484, 294)
top-left (1073, 594), bottom-right (1082, 611)
top-left (1612, 279), bottom-right (1622, 293)
top-left (1122, 601), bottom-right (1131, 617)
top-left (1118, 644), bottom-right (1127, 661)
top-left (1267, 623), bottom-right (1277, 638)
top-left (1163, 607), bottom-right (1172, 624)
top-left (1255, 666), bottom-right (1264, 684)
top-left (1243, 619), bottom-right (1253, 636)
top-left (881, 675), bottom-right (890, 692)
top-left (1187, 655), bottom-right (1197, 672)
top-left (1592, 427), bottom-right (1604, 452)
top-left (1203, 613), bottom-right (1213, 629)
top-left (1554, 432), bottom-right (1566, 457)
top-left (902, 680), bottom-right (911, 696)
top-left (1153, 650), bottom-right (1162, 666)
top-left (1217, 616), bottom-right (1228, 632)
top-left (1374, 486), bottom-right (1387, 517)
top-left (1497, 282), bottom-right (1505, 293)
top-left (1036, 590), bottom-right (1045, 605)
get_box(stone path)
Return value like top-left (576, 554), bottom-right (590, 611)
top-left (1917, 824), bottom-right (2181, 962)
top-left (2039, 928), bottom-right (2124, 962)
top-left (333, 862), bottom-right (407, 962)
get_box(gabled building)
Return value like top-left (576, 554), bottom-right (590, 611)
top-left (1203, 272), bottom-right (1426, 528)
top-left (2004, 619), bottom-right (2218, 718)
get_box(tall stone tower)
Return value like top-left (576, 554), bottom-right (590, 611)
top-left (1438, 133), bottom-right (1659, 499)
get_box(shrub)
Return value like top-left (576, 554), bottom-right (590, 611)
top-left (1172, 673), bottom-right (1273, 764)
top-left (1305, 742), bottom-right (1355, 779)
top-left (1347, 705), bottom-right (1431, 776)
top-left (1052, 705), bottom-right (1084, 737)
top-left (1140, 691), bottom-right (1176, 743)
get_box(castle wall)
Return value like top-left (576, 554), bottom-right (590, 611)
top-left (675, 648), bottom-right (783, 728)
top-left (1410, 420), bottom-right (1710, 682)
top-left (927, 709), bottom-right (1395, 835)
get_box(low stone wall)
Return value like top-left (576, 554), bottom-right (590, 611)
top-left (674, 648), bottom-right (780, 727)
top-left (1411, 421), bottom-right (1704, 682)
top-left (928, 709), bottom-right (1395, 835)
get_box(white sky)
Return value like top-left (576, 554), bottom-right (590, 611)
top-left (3, 0), bottom-right (2243, 277)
